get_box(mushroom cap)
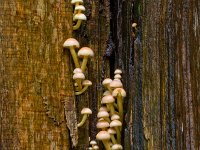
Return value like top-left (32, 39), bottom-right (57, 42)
top-left (99, 106), bottom-right (108, 112)
top-left (110, 120), bottom-right (122, 128)
top-left (63, 38), bottom-right (80, 48)
top-left (90, 140), bottom-right (97, 145)
top-left (107, 128), bottom-right (116, 134)
top-left (112, 88), bottom-right (126, 97)
top-left (82, 80), bottom-right (92, 86)
top-left (96, 120), bottom-right (109, 129)
top-left (78, 47), bottom-right (94, 58)
top-left (71, 0), bottom-right (83, 4)
top-left (132, 23), bottom-right (137, 28)
top-left (96, 131), bottom-right (110, 141)
top-left (81, 108), bottom-right (92, 114)
top-left (75, 5), bottom-right (85, 11)
top-left (111, 114), bottom-right (120, 121)
top-left (114, 69), bottom-right (122, 74)
top-left (110, 79), bottom-right (123, 89)
top-left (88, 147), bottom-right (93, 150)
top-left (114, 74), bottom-right (122, 79)
top-left (73, 72), bottom-right (85, 80)
top-left (112, 144), bottom-right (123, 150)
top-left (101, 95), bottom-right (115, 104)
top-left (103, 91), bottom-right (111, 96)
top-left (97, 111), bottom-right (109, 118)
top-left (102, 78), bottom-right (112, 86)
top-left (74, 13), bottom-right (87, 20)
top-left (73, 68), bottom-right (82, 74)
top-left (93, 145), bottom-right (99, 149)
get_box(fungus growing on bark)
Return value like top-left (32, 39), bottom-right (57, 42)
top-left (112, 144), bottom-right (123, 150)
top-left (63, 38), bottom-right (80, 68)
top-left (102, 78), bottom-right (113, 92)
top-left (75, 80), bottom-right (92, 95)
top-left (77, 108), bottom-right (92, 127)
top-left (73, 13), bottom-right (87, 30)
top-left (73, 72), bottom-right (85, 90)
top-left (96, 119), bottom-right (110, 130)
top-left (101, 95), bottom-right (116, 116)
top-left (96, 131), bottom-right (111, 150)
top-left (97, 110), bottom-right (110, 122)
top-left (108, 128), bottom-right (117, 144)
top-left (110, 120), bottom-right (122, 144)
top-left (74, 5), bottom-right (85, 14)
top-left (71, 0), bottom-right (83, 7)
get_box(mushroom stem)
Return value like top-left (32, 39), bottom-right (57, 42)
top-left (81, 56), bottom-right (88, 73)
top-left (75, 85), bottom-right (89, 95)
top-left (69, 47), bottom-right (80, 68)
top-left (102, 140), bottom-right (111, 150)
top-left (75, 79), bottom-right (82, 91)
top-left (114, 127), bottom-right (121, 144)
top-left (117, 93), bottom-right (123, 122)
top-left (106, 86), bottom-right (112, 93)
top-left (73, 20), bottom-right (83, 30)
top-left (107, 104), bottom-right (115, 116)
top-left (77, 114), bottom-right (88, 127)
top-left (110, 135), bottom-right (117, 144)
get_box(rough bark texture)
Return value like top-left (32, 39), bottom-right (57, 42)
top-left (0, 0), bottom-right (199, 150)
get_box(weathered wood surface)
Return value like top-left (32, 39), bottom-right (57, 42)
top-left (0, 0), bottom-right (199, 149)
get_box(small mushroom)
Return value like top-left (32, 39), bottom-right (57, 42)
top-left (71, 0), bottom-right (83, 7)
top-left (73, 13), bottom-right (87, 30)
top-left (101, 95), bottom-right (116, 116)
top-left (96, 119), bottom-right (110, 131)
top-left (103, 90), bottom-right (112, 96)
top-left (78, 47), bottom-right (94, 73)
top-left (114, 74), bottom-right (121, 80)
top-left (108, 128), bottom-right (117, 144)
top-left (75, 80), bottom-right (92, 95)
top-left (77, 108), bottom-right (92, 127)
top-left (74, 5), bottom-right (85, 15)
top-left (102, 78), bottom-right (113, 92)
top-left (114, 69), bottom-right (122, 75)
top-left (93, 145), bottom-right (99, 149)
top-left (112, 88), bottom-right (126, 122)
top-left (73, 68), bottom-right (82, 74)
top-left (110, 79), bottom-right (123, 90)
top-left (110, 120), bottom-right (122, 144)
top-left (111, 144), bottom-right (123, 150)
top-left (73, 72), bottom-right (85, 91)
top-left (90, 140), bottom-right (97, 148)
top-left (96, 131), bottom-right (111, 150)
top-left (63, 38), bottom-right (80, 68)
top-left (111, 114), bottom-right (120, 121)
top-left (97, 110), bottom-right (110, 122)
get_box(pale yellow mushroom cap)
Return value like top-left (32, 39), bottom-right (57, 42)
top-left (97, 111), bottom-right (109, 118)
top-left (114, 74), bottom-right (122, 79)
top-left (73, 68), bottom-right (82, 74)
top-left (96, 120), bottom-right (109, 129)
top-left (99, 106), bottom-right (108, 112)
top-left (112, 88), bottom-right (126, 97)
top-left (107, 128), bottom-right (116, 134)
top-left (75, 5), bottom-right (85, 11)
top-left (132, 23), bottom-right (137, 28)
top-left (81, 108), bottom-right (92, 114)
top-left (73, 72), bottom-right (85, 80)
top-left (93, 145), bottom-right (99, 149)
top-left (63, 38), bottom-right (80, 48)
top-left (71, 0), bottom-right (83, 4)
top-left (114, 69), bottom-right (122, 74)
top-left (112, 144), bottom-right (123, 149)
top-left (82, 80), bottom-right (92, 86)
top-left (101, 95), bottom-right (115, 104)
top-left (78, 47), bottom-right (94, 58)
top-left (103, 90), bottom-right (111, 96)
top-left (88, 147), bottom-right (93, 150)
top-left (111, 114), bottom-right (120, 121)
top-left (102, 78), bottom-right (112, 85)
top-left (96, 131), bottom-right (110, 141)
top-left (90, 140), bottom-right (97, 145)
top-left (110, 79), bottom-right (123, 89)
top-left (74, 13), bottom-right (87, 20)
top-left (110, 120), bottom-right (122, 128)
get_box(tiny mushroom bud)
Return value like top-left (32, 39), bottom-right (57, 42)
top-left (101, 95), bottom-right (116, 116)
top-left (88, 147), bottom-right (93, 150)
top-left (75, 80), bottom-right (92, 95)
top-left (110, 120), bottom-right (122, 144)
top-left (132, 23), bottom-right (137, 28)
top-left (114, 69), bottom-right (122, 75)
top-left (63, 38), bottom-right (80, 68)
top-left (112, 144), bottom-right (123, 150)
top-left (71, 0), bottom-right (83, 7)
top-left (97, 110), bottom-right (110, 122)
top-left (77, 108), bottom-right (92, 127)
top-left (114, 74), bottom-right (122, 80)
top-left (73, 13), bottom-right (87, 30)
top-left (96, 131), bottom-right (111, 150)
top-left (78, 47), bottom-right (94, 73)
top-left (93, 145), bottom-right (99, 149)
top-left (96, 119), bottom-right (110, 130)
top-left (112, 88), bottom-right (126, 122)
top-left (73, 72), bottom-right (85, 91)
top-left (108, 128), bottom-right (117, 144)
top-left (102, 78), bottom-right (113, 92)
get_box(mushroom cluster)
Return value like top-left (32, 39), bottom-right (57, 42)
top-left (71, 0), bottom-right (87, 30)
top-left (87, 69), bottom-right (125, 150)
top-left (63, 38), bottom-right (94, 95)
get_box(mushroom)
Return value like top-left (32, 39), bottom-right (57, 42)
top-left (111, 114), bottom-right (120, 121)
top-left (77, 108), bottom-right (92, 127)
top-left (90, 140), bottom-right (97, 148)
top-left (71, 0), bottom-right (83, 7)
top-left (111, 144), bottom-right (123, 150)
top-left (97, 110), bottom-right (110, 122)
top-left (93, 145), bottom-right (99, 149)
top-left (114, 69), bottom-right (122, 75)
top-left (114, 74), bottom-right (122, 80)
top-left (103, 90), bottom-right (112, 96)
top-left (96, 119), bottom-right (110, 131)
top-left (132, 23), bottom-right (137, 28)
top-left (99, 106), bottom-right (109, 112)
top-left (73, 13), bottom-right (87, 30)
top-left (74, 5), bottom-right (85, 15)
top-left (96, 131), bottom-right (111, 150)
top-left (75, 80), bottom-right (92, 95)
top-left (73, 72), bottom-right (85, 91)
top-left (63, 38), bottom-right (80, 68)
top-left (102, 78), bottom-right (113, 92)
top-left (110, 120), bottom-right (122, 144)
top-left (101, 95), bottom-right (116, 116)
top-left (88, 147), bottom-right (93, 150)
top-left (110, 79), bottom-right (123, 90)
top-left (108, 128), bottom-right (117, 144)
top-left (73, 68), bottom-right (82, 74)
top-left (78, 47), bottom-right (94, 73)
top-left (112, 88), bottom-right (126, 122)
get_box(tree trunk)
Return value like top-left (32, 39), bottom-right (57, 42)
top-left (0, 0), bottom-right (199, 150)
